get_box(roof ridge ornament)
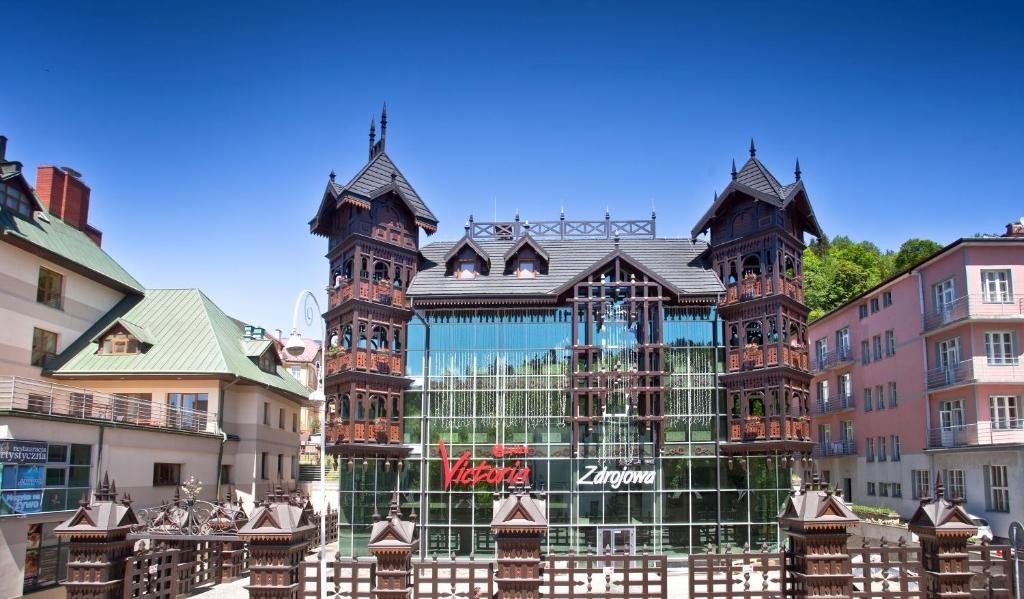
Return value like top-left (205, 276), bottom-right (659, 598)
top-left (368, 116), bottom-right (376, 159)
top-left (731, 159), bottom-right (737, 180)
top-left (749, 138), bottom-right (757, 157)
top-left (794, 158), bottom-right (801, 181)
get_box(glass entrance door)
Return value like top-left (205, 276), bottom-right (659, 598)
top-left (598, 527), bottom-right (635, 555)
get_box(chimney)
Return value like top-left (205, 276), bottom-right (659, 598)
top-left (35, 165), bottom-right (103, 246)
top-left (0, 136), bottom-right (7, 161)
top-left (1005, 220), bottom-right (1024, 238)
top-left (275, 329), bottom-right (283, 342)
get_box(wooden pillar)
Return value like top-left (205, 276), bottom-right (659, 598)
top-left (237, 487), bottom-right (316, 599)
top-left (779, 474), bottom-right (859, 599)
top-left (908, 475), bottom-right (977, 599)
top-left (491, 486), bottom-right (548, 599)
top-left (368, 492), bottom-right (416, 599)
top-left (54, 473), bottom-right (136, 599)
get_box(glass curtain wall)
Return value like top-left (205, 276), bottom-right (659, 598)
top-left (333, 306), bottom-right (789, 557)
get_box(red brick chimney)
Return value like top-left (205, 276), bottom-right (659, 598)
top-left (1005, 220), bottom-right (1024, 238)
top-left (35, 165), bottom-right (103, 246)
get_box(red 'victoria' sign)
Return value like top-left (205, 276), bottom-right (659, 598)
top-left (438, 440), bottom-right (530, 490)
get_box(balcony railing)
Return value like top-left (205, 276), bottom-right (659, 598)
top-left (813, 439), bottom-right (857, 457)
top-left (726, 344), bottom-right (808, 373)
top-left (923, 294), bottom-right (1024, 332)
top-left (722, 276), bottom-right (804, 306)
top-left (0, 376), bottom-right (215, 434)
top-left (325, 418), bottom-right (402, 445)
top-left (814, 393), bottom-right (854, 414)
top-left (926, 359), bottom-right (1024, 390)
top-left (327, 278), bottom-right (408, 310)
top-left (811, 349), bottom-right (854, 372)
top-left (927, 421), bottom-right (1024, 448)
top-left (325, 350), bottom-right (404, 377)
top-left (727, 415), bottom-right (812, 443)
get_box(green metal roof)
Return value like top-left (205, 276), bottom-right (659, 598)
top-left (49, 288), bottom-right (311, 401)
top-left (0, 209), bottom-right (144, 294)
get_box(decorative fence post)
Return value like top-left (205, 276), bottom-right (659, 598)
top-left (491, 485), bottom-right (547, 599)
top-left (368, 491), bottom-right (416, 599)
top-left (778, 474), bottom-right (859, 599)
top-left (238, 486), bottom-right (316, 599)
top-left (54, 472), bottom-right (138, 599)
top-left (210, 490), bottom-right (249, 581)
top-left (908, 474), bottom-right (977, 599)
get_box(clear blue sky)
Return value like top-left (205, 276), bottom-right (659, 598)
top-left (3, 1), bottom-right (1022, 336)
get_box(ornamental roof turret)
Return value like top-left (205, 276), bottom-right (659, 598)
top-left (310, 109), bottom-right (438, 236)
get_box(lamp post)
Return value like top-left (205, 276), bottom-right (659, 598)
top-left (285, 290), bottom-right (327, 594)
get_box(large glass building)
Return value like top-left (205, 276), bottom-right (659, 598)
top-left (310, 117), bottom-right (820, 558)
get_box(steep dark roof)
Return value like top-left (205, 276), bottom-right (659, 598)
top-left (312, 151), bottom-right (437, 233)
top-left (408, 237), bottom-right (723, 299)
top-left (443, 234), bottom-right (491, 267)
top-left (503, 233), bottom-right (550, 263)
top-left (691, 156), bottom-right (823, 239)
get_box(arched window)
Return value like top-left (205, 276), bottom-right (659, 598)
top-left (391, 397), bottom-right (400, 421)
top-left (392, 330), bottom-right (402, 353)
top-left (770, 390), bottom-right (781, 415)
top-left (368, 395), bottom-right (378, 420)
top-left (731, 394), bottom-right (742, 418)
top-left (745, 321), bottom-right (763, 346)
top-left (742, 255), bottom-right (761, 277)
top-left (784, 256), bottom-right (796, 279)
top-left (727, 264), bottom-right (738, 286)
top-left (371, 325), bottom-right (388, 350)
top-left (357, 324), bottom-right (368, 349)
top-left (360, 257), bottom-right (369, 279)
top-left (355, 394), bottom-right (365, 420)
top-left (393, 266), bottom-right (403, 288)
top-left (789, 323), bottom-right (801, 346)
top-left (341, 394), bottom-right (351, 419)
top-left (332, 270), bottom-right (342, 288)
top-left (342, 258), bottom-right (353, 279)
top-left (748, 392), bottom-right (765, 417)
top-left (373, 261), bottom-right (389, 282)
top-left (341, 325), bottom-right (352, 350)
top-left (767, 318), bottom-right (779, 343)
top-left (729, 325), bottom-right (740, 348)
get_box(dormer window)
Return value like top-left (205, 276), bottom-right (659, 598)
top-left (1, 182), bottom-right (33, 218)
top-left (259, 351), bottom-right (276, 373)
top-left (457, 261), bottom-right (477, 279)
top-left (102, 333), bottom-right (139, 355)
top-left (517, 260), bottom-right (536, 279)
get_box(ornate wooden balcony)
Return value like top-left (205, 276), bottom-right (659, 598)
top-left (724, 415), bottom-right (813, 454)
top-left (324, 350), bottom-right (404, 377)
top-left (726, 344), bottom-right (807, 373)
top-left (721, 276), bottom-right (803, 306)
top-left (327, 278), bottom-right (408, 310)
top-left (325, 418), bottom-right (402, 445)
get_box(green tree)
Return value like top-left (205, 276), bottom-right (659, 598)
top-left (893, 238), bottom-right (943, 272)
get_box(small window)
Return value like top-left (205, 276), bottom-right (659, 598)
top-left (31, 328), bottom-right (58, 367)
top-left (945, 469), bottom-right (966, 500)
top-left (865, 437), bottom-right (874, 461)
top-left (456, 260), bottom-right (477, 279)
top-left (259, 351), bottom-right (276, 373)
top-left (263, 402), bottom-right (270, 425)
top-left (984, 332), bottom-right (1016, 365)
top-left (885, 330), bottom-right (895, 356)
top-left (912, 470), bottom-right (931, 499)
top-left (859, 304), bottom-right (868, 319)
top-left (0, 182), bottom-right (33, 217)
top-left (981, 270), bottom-right (1012, 303)
top-left (290, 366), bottom-right (304, 383)
top-left (864, 388), bottom-right (872, 413)
top-left (882, 291), bottom-right (892, 307)
top-left (36, 267), bottom-right (63, 310)
top-left (989, 395), bottom-right (1019, 430)
top-left (870, 298), bottom-right (879, 313)
top-left (987, 465), bottom-right (1009, 512)
top-left (261, 452), bottom-right (268, 480)
top-left (277, 453), bottom-right (284, 479)
top-left (879, 482), bottom-right (889, 497)
top-left (877, 435), bottom-right (887, 461)
top-left (861, 340), bottom-right (870, 365)
top-left (892, 483), bottom-right (902, 497)
top-left (876, 385), bottom-right (885, 410)
top-left (101, 333), bottom-right (140, 355)
top-left (292, 412), bottom-right (299, 432)
top-left (872, 335), bottom-right (882, 360)
top-left (517, 260), bottom-right (537, 279)
top-left (888, 382), bottom-right (898, 408)
top-left (890, 435), bottom-right (901, 461)
top-left (279, 407), bottom-right (285, 429)
top-left (153, 463), bottom-right (181, 486)
top-left (220, 464), bottom-right (232, 485)
top-left (867, 482), bottom-right (876, 496)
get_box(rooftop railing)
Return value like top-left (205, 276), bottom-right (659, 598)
top-left (467, 214), bottom-right (656, 241)
top-left (0, 376), bottom-right (216, 434)
top-left (923, 294), bottom-right (1024, 332)
top-left (927, 420), bottom-right (1024, 449)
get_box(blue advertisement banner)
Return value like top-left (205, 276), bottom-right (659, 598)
top-left (0, 440), bottom-right (48, 464)
top-left (0, 490), bottom-right (43, 515)
top-left (1, 465), bottom-right (46, 490)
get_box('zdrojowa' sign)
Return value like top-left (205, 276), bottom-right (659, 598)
top-left (576, 465), bottom-right (656, 489)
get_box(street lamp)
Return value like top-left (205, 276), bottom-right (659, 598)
top-left (286, 290), bottom-right (327, 593)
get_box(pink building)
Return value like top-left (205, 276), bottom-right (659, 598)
top-left (810, 222), bottom-right (1024, 539)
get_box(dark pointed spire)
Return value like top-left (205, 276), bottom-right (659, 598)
top-left (368, 116), bottom-right (376, 159)
top-left (380, 102), bottom-right (388, 144)
top-left (794, 158), bottom-right (801, 181)
top-left (731, 159), bottom-right (737, 180)
top-left (328, 170), bottom-right (336, 182)
top-left (749, 138), bottom-right (756, 157)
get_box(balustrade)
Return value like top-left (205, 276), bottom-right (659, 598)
top-left (327, 278), bottom-right (407, 309)
top-left (728, 415), bottom-right (811, 442)
top-left (323, 350), bottom-right (403, 376)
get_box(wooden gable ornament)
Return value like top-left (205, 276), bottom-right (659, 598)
top-left (778, 473), bottom-right (859, 533)
top-left (907, 473), bottom-right (976, 538)
top-left (490, 485), bottom-right (548, 534)
top-left (368, 492), bottom-right (416, 553)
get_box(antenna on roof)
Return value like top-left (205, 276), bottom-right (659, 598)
top-left (749, 138), bottom-right (757, 157)
top-left (794, 158), bottom-right (801, 181)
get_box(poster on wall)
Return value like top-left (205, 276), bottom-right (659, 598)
top-left (0, 490), bottom-right (43, 515)
top-left (0, 465), bottom-right (45, 490)
top-left (0, 440), bottom-right (48, 464)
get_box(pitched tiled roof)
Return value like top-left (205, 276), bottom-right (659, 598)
top-left (408, 237), bottom-right (722, 299)
top-left (49, 289), bottom-right (311, 401)
top-left (274, 336), bottom-right (321, 364)
top-left (0, 209), bottom-right (144, 294)
top-left (328, 152), bottom-right (437, 228)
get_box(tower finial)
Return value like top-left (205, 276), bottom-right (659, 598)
top-left (379, 102), bottom-right (388, 149)
top-left (794, 158), bottom-right (801, 181)
top-left (731, 159), bottom-right (737, 180)
top-left (369, 116), bottom-right (376, 159)
top-left (329, 170), bottom-right (336, 182)
top-left (749, 138), bottom-right (756, 157)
